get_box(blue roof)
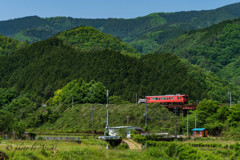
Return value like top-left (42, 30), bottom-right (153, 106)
top-left (191, 128), bottom-right (206, 131)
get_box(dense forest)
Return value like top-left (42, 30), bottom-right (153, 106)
top-left (56, 26), bottom-right (139, 56)
top-left (0, 35), bottom-right (26, 56)
top-left (0, 33), bottom-right (236, 104)
top-left (0, 2), bottom-right (240, 53)
top-left (158, 17), bottom-right (240, 87)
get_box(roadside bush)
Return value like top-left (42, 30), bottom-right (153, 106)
top-left (131, 134), bottom-right (146, 144)
top-left (37, 136), bottom-right (44, 140)
top-left (145, 140), bottom-right (224, 159)
top-left (28, 132), bottom-right (37, 140)
top-left (115, 142), bottom-right (129, 150)
top-left (176, 144), bottom-right (198, 160)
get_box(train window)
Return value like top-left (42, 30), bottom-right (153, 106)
top-left (171, 97), bottom-right (173, 100)
top-left (152, 98), bottom-right (155, 100)
top-left (161, 98), bottom-right (163, 100)
top-left (178, 97), bottom-right (179, 99)
top-left (164, 98), bottom-right (166, 100)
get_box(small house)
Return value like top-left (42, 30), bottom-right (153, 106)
top-left (191, 128), bottom-right (208, 137)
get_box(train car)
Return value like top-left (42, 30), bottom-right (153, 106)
top-left (145, 94), bottom-right (188, 104)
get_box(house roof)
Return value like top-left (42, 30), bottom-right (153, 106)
top-left (191, 128), bottom-right (206, 131)
top-left (108, 126), bottom-right (142, 131)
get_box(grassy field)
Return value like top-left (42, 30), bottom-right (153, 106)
top-left (1, 137), bottom-right (240, 160)
top-left (0, 139), bottom-right (150, 160)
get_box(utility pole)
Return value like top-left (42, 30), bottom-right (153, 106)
top-left (92, 104), bottom-right (94, 139)
top-left (228, 90), bottom-right (230, 107)
top-left (187, 110), bottom-right (189, 136)
top-left (195, 114), bottom-right (197, 128)
top-left (145, 99), bottom-right (147, 128)
top-left (136, 93), bottom-right (138, 105)
top-left (228, 90), bottom-right (229, 107)
top-left (106, 90), bottom-right (109, 133)
top-left (175, 107), bottom-right (177, 138)
top-left (72, 96), bottom-right (74, 108)
top-left (230, 91), bottom-right (232, 107)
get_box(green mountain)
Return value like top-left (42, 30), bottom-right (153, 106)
top-left (0, 34), bottom-right (26, 56)
top-left (55, 26), bottom-right (138, 55)
top-left (1, 3), bottom-right (240, 53)
top-left (0, 35), bottom-right (236, 103)
top-left (157, 17), bottom-right (240, 86)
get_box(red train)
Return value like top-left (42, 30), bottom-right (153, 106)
top-left (145, 94), bottom-right (188, 104)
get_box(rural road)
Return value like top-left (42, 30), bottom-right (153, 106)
top-left (122, 139), bottom-right (142, 150)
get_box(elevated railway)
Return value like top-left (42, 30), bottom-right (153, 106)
top-left (139, 94), bottom-right (197, 117)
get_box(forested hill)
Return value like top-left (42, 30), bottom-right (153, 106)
top-left (0, 3), bottom-right (240, 53)
top-left (0, 34), bottom-right (26, 56)
top-left (55, 26), bottom-right (138, 56)
top-left (157, 17), bottom-right (240, 87)
top-left (0, 36), bottom-right (238, 103)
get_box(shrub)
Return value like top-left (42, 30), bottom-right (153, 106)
top-left (147, 147), bottom-right (167, 158)
top-left (37, 136), bottom-right (44, 140)
top-left (28, 132), bottom-right (37, 140)
top-left (115, 142), bottom-right (129, 150)
top-left (131, 134), bottom-right (146, 144)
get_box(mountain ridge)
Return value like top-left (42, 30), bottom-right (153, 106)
top-left (1, 2), bottom-right (240, 53)
top-left (157, 17), bottom-right (240, 87)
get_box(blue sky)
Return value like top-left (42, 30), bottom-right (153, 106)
top-left (0, 0), bottom-right (240, 20)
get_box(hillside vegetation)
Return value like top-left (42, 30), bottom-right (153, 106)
top-left (1, 3), bottom-right (240, 53)
top-left (158, 18), bottom-right (240, 87)
top-left (36, 103), bottom-right (175, 133)
top-left (56, 26), bottom-right (138, 56)
top-left (0, 33), bottom-right (236, 103)
top-left (0, 35), bottom-right (26, 56)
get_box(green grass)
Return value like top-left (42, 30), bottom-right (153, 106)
top-left (1, 137), bottom-right (240, 159)
top-left (0, 139), bottom-right (149, 160)
top-left (34, 103), bottom-right (176, 133)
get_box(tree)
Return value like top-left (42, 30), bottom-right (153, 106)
top-left (0, 110), bottom-right (14, 133)
top-left (84, 82), bottom-right (106, 103)
top-left (195, 99), bottom-right (220, 126)
top-left (204, 105), bottom-right (229, 135)
top-left (227, 104), bottom-right (240, 127)
top-left (0, 88), bottom-right (19, 108)
top-left (47, 79), bottom-right (107, 105)
top-left (13, 121), bottom-right (26, 139)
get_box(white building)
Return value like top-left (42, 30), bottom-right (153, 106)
top-left (108, 126), bottom-right (142, 138)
